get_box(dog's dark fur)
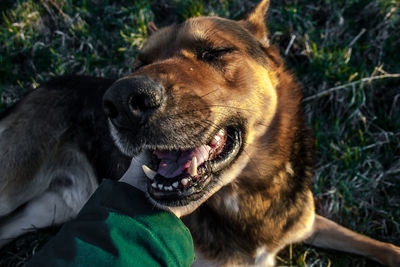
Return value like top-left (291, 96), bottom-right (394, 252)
top-left (0, 1), bottom-right (399, 266)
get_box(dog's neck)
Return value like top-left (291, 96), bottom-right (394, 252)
top-left (184, 62), bottom-right (314, 263)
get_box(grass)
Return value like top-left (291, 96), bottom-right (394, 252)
top-left (0, 0), bottom-right (399, 266)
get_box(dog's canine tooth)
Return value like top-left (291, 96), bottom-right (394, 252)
top-left (189, 157), bottom-right (198, 177)
top-left (157, 183), bottom-right (163, 190)
top-left (181, 178), bottom-right (189, 186)
top-left (151, 182), bottom-right (157, 188)
top-left (142, 164), bottom-right (156, 180)
top-left (172, 182), bottom-right (179, 188)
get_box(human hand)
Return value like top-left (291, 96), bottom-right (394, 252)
top-left (119, 153), bottom-right (149, 192)
top-left (119, 155), bottom-right (211, 218)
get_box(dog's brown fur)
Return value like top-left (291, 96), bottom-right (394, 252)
top-left (0, 0), bottom-right (399, 266)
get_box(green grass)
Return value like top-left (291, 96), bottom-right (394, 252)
top-left (1, 0), bottom-right (399, 266)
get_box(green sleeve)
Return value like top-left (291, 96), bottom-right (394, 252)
top-left (27, 179), bottom-right (194, 267)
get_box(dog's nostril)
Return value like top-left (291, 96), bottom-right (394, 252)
top-left (103, 100), bottom-right (119, 119)
top-left (129, 94), bottom-right (158, 113)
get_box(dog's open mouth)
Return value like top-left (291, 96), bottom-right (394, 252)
top-left (142, 126), bottom-right (242, 206)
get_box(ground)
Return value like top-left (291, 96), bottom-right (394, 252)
top-left (0, 0), bottom-right (399, 266)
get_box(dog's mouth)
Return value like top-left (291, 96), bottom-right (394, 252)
top-left (142, 126), bottom-right (242, 206)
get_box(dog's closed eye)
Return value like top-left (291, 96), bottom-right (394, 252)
top-left (197, 47), bottom-right (234, 62)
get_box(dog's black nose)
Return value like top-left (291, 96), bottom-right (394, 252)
top-left (103, 77), bottom-right (164, 126)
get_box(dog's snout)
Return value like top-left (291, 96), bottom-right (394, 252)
top-left (128, 89), bottom-right (162, 115)
top-left (103, 77), bottom-right (164, 126)
top-left (103, 100), bottom-right (119, 119)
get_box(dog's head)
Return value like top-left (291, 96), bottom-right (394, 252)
top-left (103, 0), bottom-right (280, 208)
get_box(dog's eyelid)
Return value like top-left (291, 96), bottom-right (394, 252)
top-left (198, 47), bottom-right (235, 61)
top-left (208, 47), bottom-right (235, 54)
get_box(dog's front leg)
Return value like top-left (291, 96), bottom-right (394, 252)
top-left (305, 214), bottom-right (400, 266)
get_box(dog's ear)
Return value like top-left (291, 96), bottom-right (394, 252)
top-left (147, 22), bottom-right (158, 36)
top-left (240, 0), bottom-right (270, 47)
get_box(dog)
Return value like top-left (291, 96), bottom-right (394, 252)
top-left (0, 0), bottom-right (399, 266)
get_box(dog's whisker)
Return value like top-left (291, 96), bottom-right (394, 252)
top-left (199, 88), bottom-right (220, 99)
top-left (205, 105), bottom-right (257, 113)
top-left (164, 108), bottom-right (231, 118)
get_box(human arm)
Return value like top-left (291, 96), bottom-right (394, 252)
top-left (27, 177), bottom-right (194, 267)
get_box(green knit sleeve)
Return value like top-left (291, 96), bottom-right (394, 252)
top-left (27, 180), bottom-right (194, 267)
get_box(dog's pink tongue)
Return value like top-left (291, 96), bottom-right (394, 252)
top-left (154, 145), bottom-right (211, 178)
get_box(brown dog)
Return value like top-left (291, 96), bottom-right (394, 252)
top-left (0, 0), bottom-right (399, 266)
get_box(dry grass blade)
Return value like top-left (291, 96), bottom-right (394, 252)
top-left (303, 73), bottom-right (400, 102)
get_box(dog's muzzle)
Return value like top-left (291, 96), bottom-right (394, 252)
top-left (103, 76), bottom-right (164, 128)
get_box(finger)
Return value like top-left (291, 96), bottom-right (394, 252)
top-left (119, 152), bottom-right (150, 192)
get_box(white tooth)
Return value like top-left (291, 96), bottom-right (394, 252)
top-left (172, 182), bottom-right (179, 188)
top-left (142, 165), bottom-right (156, 180)
top-left (211, 135), bottom-right (221, 146)
top-left (152, 182), bottom-right (157, 188)
top-left (189, 157), bottom-right (198, 177)
top-left (165, 186), bottom-right (173, 191)
top-left (181, 178), bottom-right (189, 186)
top-left (158, 184), bottom-right (163, 190)
top-left (218, 129), bottom-right (225, 135)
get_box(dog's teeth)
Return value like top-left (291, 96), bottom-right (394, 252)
top-left (181, 178), bottom-right (189, 186)
top-left (218, 129), bottom-right (225, 135)
top-left (165, 186), bottom-right (173, 191)
top-left (172, 182), bottom-right (179, 188)
top-left (188, 157), bottom-right (198, 177)
top-left (151, 182), bottom-right (157, 188)
top-left (158, 183), bottom-right (163, 190)
top-left (142, 165), bottom-right (157, 180)
top-left (211, 135), bottom-right (221, 146)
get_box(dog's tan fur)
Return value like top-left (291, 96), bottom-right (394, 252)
top-left (0, 0), bottom-right (399, 265)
